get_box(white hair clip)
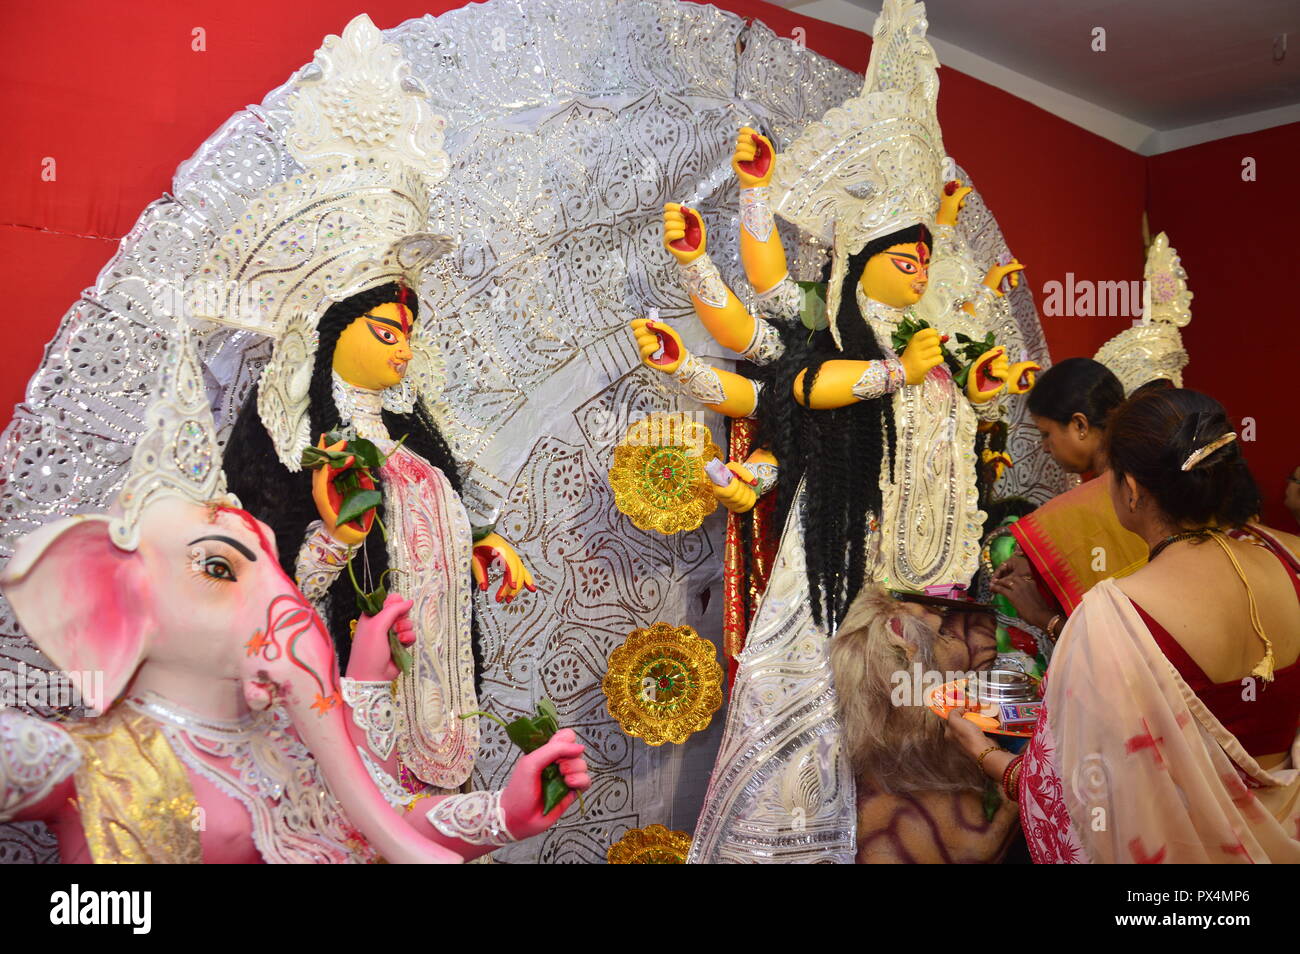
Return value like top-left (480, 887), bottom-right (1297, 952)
top-left (1180, 432), bottom-right (1236, 471)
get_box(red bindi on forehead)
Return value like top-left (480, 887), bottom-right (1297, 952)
top-left (395, 286), bottom-right (413, 335)
top-left (917, 242), bottom-right (931, 266)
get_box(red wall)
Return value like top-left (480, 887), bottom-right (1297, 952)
top-left (0, 0), bottom-right (1292, 523)
top-left (1147, 123), bottom-right (1300, 527)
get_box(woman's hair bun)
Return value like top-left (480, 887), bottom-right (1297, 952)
top-left (1106, 388), bottom-right (1260, 527)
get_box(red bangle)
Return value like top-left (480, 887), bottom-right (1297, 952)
top-left (1002, 754), bottom-right (1023, 802)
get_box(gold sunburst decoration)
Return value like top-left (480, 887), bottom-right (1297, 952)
top-left (607, 824), bottom-right (692, 864)
top-left (608, 413), bottom-right (721, 535)
top-left (603, 622), bottom-right (723, 745)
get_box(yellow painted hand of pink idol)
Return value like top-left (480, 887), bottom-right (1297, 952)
top-left (732, 127), bottom-right (775, 188)
top-left (967, 347), bottom-right (1009, 404)
top-left (1004, 360), bottom-right (1041, 395)
top-left (713, 462), bottom-right (758, 514)
top-left (471, 532), bottom-right (536, 603)
top-left (663, 203), bottom-right (706, 264)
top-left (630, 317), bottom-right (685, 374)
top-left (936, 179), bottom-right (973, 227)
top-left (982, 260), bottom-right (1025, 297)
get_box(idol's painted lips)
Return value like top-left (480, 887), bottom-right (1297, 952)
top-left (389, 358), bottom-right (408, 376)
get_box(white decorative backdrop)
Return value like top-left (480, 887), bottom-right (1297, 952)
top-left (0, 0), bottom-right (1066, 863)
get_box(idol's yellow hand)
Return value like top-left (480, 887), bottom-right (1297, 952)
top-left (967, 347), bottom-right (1009, 404)
top-left (713, 462), bottom-right (758, 514)
top-left (983, 260), bottom-right (1025, 297)
top-left (630, 317), bottom-right (685, 373)
top-left (311, 435), bottom-right (370, 547)
top-left (663, 203), bottom-right (706, 264)
top-left (471, 533), bottom-right (536, 604)
top-left (732, 127), bottom-right (775, 188)
top-left (1004, 360), bottom-right (1041, 395)
top-left (936, 179), bottom-right (973, 227)
top-left (900, 327), bottom-right (945, 385)
top-left (981, 448), bottom-right (1014, 482)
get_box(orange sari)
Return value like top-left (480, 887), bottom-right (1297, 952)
top-left (1010, 476), bottom-right (1147, 615)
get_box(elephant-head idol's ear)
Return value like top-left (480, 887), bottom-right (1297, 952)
top-left (0, 514), bottom-right (155, 715)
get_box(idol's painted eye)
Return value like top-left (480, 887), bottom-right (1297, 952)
top-left (203, 556), bottom-right (237, 583)
top-left (367, 322), bottom-right (399, 345)
top-left (890, 257), bottom-right (918, 275)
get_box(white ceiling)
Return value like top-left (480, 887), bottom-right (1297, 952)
top-left (773, 0), bottom-right (1300, 154)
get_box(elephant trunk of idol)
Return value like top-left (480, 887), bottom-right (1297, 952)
top-left (242, 592), bottom-right (460, 865)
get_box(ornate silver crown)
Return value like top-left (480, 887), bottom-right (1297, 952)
top-left (1094, 232), bottom-right (1193, 393)
top-left (188, 14), bottom-right (454, 468)
top-left (111, 328), bottom-right (232, 550)
top-left (771, 0), bottom-right (946, 348)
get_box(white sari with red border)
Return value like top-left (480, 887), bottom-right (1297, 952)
top-left (1020, 537), bottom-right (1300, 864)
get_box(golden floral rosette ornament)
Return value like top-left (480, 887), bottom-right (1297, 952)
top-left (607, 824), bottom-right (692, 864)
top-left (608, 413), bottom-right (720, 534)
top-left (603, 622), bottom-right (723, 745)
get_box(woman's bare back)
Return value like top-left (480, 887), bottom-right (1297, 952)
top-left (1115, 527), bottom-right (1300, 684)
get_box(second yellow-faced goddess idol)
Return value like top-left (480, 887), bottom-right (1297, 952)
top-left (644, 0), bottom-right (1042, 864)
top-left (203, 16), bottom-right (535, 816)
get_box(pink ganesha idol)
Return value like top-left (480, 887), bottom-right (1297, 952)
top-left (0, 333), bottom-right (589, 863)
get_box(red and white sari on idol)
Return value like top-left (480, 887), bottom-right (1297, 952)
top-left (1020, 539), bottom-right (1300, 864)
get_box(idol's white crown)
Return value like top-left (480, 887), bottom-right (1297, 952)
top-left (188, 14), bottom-right (454, 468)
top-left (1094, 232), bottom-right (1194, 393)
top-left (112, 328), bottom-right (232, 550)
top-left (771, 0), bottom-right (946, 346)
top-left (772, 0), bottom-right (944, 249)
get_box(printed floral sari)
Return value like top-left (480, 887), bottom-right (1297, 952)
top-left (1021, 572), bottom-right (1300, 864)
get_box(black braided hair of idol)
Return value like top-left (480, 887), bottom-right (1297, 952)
top-left (751, 235), bottom-right (922, 631)
top-left (224, 282), bottom-right (481, 679)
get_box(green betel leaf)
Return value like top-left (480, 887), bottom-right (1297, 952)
top-left (541, 765), bottom-right (569, 815)
top-left (388, 630), bottom-right (412, 675)
top-left (300, 447), bottom-right (328, 469)
top-left (505, 715), bottom-right (548, 753)
top-left (535, 698), bottom-right (560, 736)
top-left (336, 488), bottom-right (382, 528)
top-left (796, 281), bottom-right (828, 331)
top-left (357, 585), bottom-right (386, 617)
top-left (345, 438), bottom-right (383, 469)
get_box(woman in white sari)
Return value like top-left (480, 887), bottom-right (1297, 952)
top-left (947, 388), bottom-right (1300, 863)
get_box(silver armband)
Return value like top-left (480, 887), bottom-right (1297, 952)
top-left (673, 352), bottom-right (727, 405)
top-left (755, 276), bottom-right (801, 322)
top-left (739, 186), bottom-right (775, 243)
top-left (0, 709), bottom-right (80, 821)
top-left (295, 521), bottom-right (355, 602)
top-left (974, 393), bottom-right (1005, 421)
top-left (749, 461), bottom-right (778, 497)
top-left (426, 790), bottom-right (515, 847)
top-left (851, 358), bottom-right (906, 400)
top-left (358, 747), bottom-right (413, 811)
top-left (677, 254), bottom-right (729, 309)
top-left (340, 677), bottom-right (398, 760)
top-left (738, 318), bottom-right (785, 366)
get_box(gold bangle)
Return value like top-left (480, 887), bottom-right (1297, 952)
top-left (975, 744), bottom-right (1000, 770)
